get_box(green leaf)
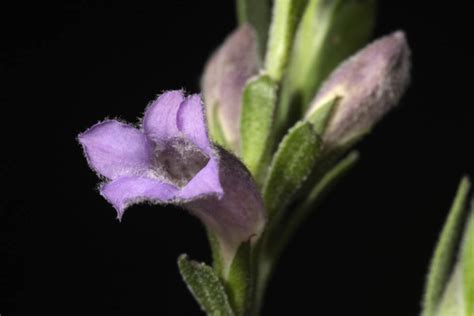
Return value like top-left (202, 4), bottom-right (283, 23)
top-left (306, 95), bottom-right (340, 136)
top-left (178, 255), bottom-right (235, 316)
top-left (240, 74), bottom-right (278, 182)
top-left (226, 242), bottom-right (252, 315)
top-left (264, 0), bottom-right (308, 82)
top-left (298, 151), bottom-right (359, 214)
top-left (436, 262), bottom-right (465, 316)
top-left (422, 177), bottom-right (471, 316)
top-left (236, 0), bottom-right (271, 59)
top-left (461, 201), bottom-right (474, 316)
top-left (267, 151), bottom-right (359, 258)
top-left (263, 120), bottom-right (320, 218)
top-left (276, 0), bottom-right (375, 136)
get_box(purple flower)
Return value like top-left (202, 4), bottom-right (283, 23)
top-left (78, 91), bottom-right (266, 265)
top-left (306, 31), bottom-right (411, 151)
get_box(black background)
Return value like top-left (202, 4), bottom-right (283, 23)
top-left (1, 1), bottom-right (473, 315)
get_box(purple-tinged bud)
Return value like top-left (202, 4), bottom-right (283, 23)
top-left (305, 31), bottom-right (411, 151)
top-left (201, 24), bottom-right (260, 152)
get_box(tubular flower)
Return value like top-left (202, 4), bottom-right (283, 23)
top-left (78, 91), bottom-right (266, 265)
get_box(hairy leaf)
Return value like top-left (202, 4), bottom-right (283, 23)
top-left (263, 120), bottom-right (320, 218)
top-left (241, 74), bottom-right (278, 181)
top-left (178, 255), bottom-right (235, 316)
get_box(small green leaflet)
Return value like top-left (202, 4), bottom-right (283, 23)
top-left (178, 255), bottom-right (235, 316)
top-left (266, 151), bottom-right (359, 259)
top-left (240, 74), bottom-right (278, 182)
top-left (263, 120), bottom-right (320, 218)
top-left (306, 96), bottom-right (340, 136)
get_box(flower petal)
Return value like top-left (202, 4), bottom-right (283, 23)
top-left (143, 90), bottom-right (185, 144)
top-left (101, 176), bottom-right (179, 219)
top-left (177, 157), bottom-right (223, 200)
top-left (177, 94), bottom-right (212, 155)
top-left (78, 120), bottom-right (152, 179)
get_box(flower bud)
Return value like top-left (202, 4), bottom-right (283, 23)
top-left (201, 24), bottom-right (260, 152)
top-left (305, 31), bottom-right (411, 151)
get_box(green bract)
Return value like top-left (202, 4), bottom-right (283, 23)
top-left (422, 177), bottom-right (473, 316)
top-left (178, 255), bottom-right (235, 316)
top-left (263, 120), bottom-right (320, 217)
top-left (240, 74), bottom-right (278, 183)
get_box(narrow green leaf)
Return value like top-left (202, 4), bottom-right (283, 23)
top-left (436, 262), bottom-right (465, 316)
top-left (461, 202), bottom-right (474, 316)
top-left (300, 151), bottom-right (359, 212)
top-left (226, 242), bottom-right (251, 315)
top-left (240, 74), bottom-right (278, 181)
top-left (422, 177), bottom-right (471, 316)
top-left (178, 255), bottom-right (235, 316)
top-left (306, 95), bottom-right (340, 136)
top-left (267, 151), bottom-right (359, 258)
top-left (263, 120), bottom-right (320, 218)
top-left (264, 0), bottom-right (308, 81)
top-left (276, 0), bottom-right (375, 136)
top-left (236, 0), bottom-right (271, 59)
